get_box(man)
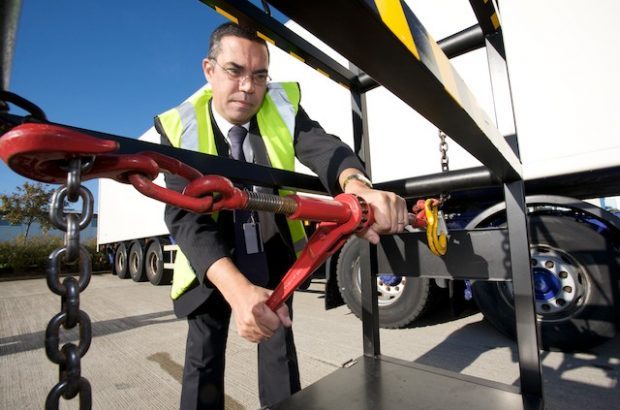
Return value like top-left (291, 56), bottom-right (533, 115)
top-left (156, 23), bottom-right (408, 409)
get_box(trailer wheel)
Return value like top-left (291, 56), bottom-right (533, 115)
top-left (337, 236), bottom-right (431, 328)
top-left (472, 215), bottom-right (618, 351)
top-left (145, 239), bottom-right (172, 285)
top-left (128, 241), bottom-right (146, 282)
top-left (114, 242), bottom-right (129, 279)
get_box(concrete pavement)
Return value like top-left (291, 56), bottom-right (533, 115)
top-left (1, 273), bottom-right (618, 409)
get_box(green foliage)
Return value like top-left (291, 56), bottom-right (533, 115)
top-left (0, 235), bottom-right (59, 273)
top-left (0, 241), bottom-right (13, 272)
top-left (0, 182), bottom-right (54, 240)
top-left (0, 234), bottom-right (109, 276)
top-left (83, 237), bottom-right (111, 272)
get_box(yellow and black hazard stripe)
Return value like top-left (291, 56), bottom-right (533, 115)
top-left (365, 0), bottom-right (488, 118)
top-left (204, 1), bottom-right (352, 90)
top-left (470, 0), bottom-right (501, 36)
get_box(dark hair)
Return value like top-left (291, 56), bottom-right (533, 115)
top-left (208, 22), bottom-right (269, 60)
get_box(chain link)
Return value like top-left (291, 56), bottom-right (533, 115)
top-left (44, 158), bottom-right (93, 410)
top-left (438, 130), bottom-right (451, 206)
top-left (439, 130), bottom-right (450, 173)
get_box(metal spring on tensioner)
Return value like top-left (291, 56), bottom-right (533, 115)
top-left (245, 191), bottom-right (298, 215)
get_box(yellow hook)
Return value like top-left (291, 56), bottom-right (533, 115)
top-left (424, 199), bottom-right (447, 256)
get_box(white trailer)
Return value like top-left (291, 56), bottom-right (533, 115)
top-left (97, 128), bottom-right (174, 284)
top-left (97, 0), bottom-right (620, 351)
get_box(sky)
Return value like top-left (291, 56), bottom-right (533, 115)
top-left (2, 0), bottom-right (284, 206)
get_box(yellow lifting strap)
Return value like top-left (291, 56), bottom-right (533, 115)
top-left (424, 199), bottom-right (448, 256)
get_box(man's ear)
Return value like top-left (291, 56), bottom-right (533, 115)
top-left (202, 58), bottom-right (214, 82)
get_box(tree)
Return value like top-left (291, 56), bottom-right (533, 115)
top-left (0, 182), bottom-right (55, 241)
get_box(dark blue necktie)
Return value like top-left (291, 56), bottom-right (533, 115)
top-left (228, 125), bottom-right (247, 161)
top-left (228, 126), bottom-right (269, 286)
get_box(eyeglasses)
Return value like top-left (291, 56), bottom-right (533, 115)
top-left (210, 59), bottom-right (271, 86)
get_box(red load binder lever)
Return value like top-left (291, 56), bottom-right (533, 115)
top-left (0, 123), bottom-right (374, 310)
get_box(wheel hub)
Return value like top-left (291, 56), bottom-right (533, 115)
top-left (533, 267), bottom-right (562, 300)
top-left (530, 246), bottom-right (587, 317)
top-left (379, 274), bottom-right (402, 287)
top-left (499, 245), bottom-right (588, 320)
top-left (353, 258), bottom-right (406, 306)
top-left (376, 275), bottom-right (406, 305)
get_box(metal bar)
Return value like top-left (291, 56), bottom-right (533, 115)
top-left (483, 20), bottom-right (543, 401)
top-left (376, 228), bottom-right (512, 280)
top-left (47, 120), bottom-right (327, 195)
top-left (361, 242), bottom-right (381, 357)
top-left (200, 0), bottom-right (358, 89)
top-left (373, 161), bottom-right (620, 205)
top-left (266, 0), bottom-right (522, 181)
top-left (351, 57), bottom-right (380, 357)
top-left (469, 0), bottom-right (503, 39)
top-left (437, 24), bottom-right (484, 59)
top-left (356, 24), bottom-right (485, 93)
top-left (0, 0), bottom-right (21, 91)
top-left (486, 32), bottom-right (517, 153)
top-left (504, 181), bottom-right (544, 400)
top-left (349, 69), bottom-right (370, 172)
top-left (355, 73), bottom-right (378, 92)
top-left (375, 166), bottom-right (498, 198)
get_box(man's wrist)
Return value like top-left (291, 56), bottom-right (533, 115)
top-left (206, 257), bottom-right (252, 305)
top-left (341, 173), bottom-right (373, 192)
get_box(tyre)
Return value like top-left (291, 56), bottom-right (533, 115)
top-left (114, 242), bottom-right (129, 279)
top-left (145, 239), bottom-right (172, 285)
top-left (472, 215), bottom-right (619, 351)
top-left (336, 236), bottom-right (432, 328)
top-left (128, 241), bottom-right (146, 282)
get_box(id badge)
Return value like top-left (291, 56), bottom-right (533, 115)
top-left (243, 221), bottom-right (264, 254)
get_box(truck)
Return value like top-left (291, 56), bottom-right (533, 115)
top-left (97, 128), bottom-right (174, 285)
top-left (97, 0), bottom-right (620, 352)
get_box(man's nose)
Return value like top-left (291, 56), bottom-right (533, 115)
top-left (238, 76), bottom-right (255, 93)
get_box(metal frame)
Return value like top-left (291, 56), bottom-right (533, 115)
top-left (265, 0), bottom-right (522, 181)
top-left (203, 0), bottom-right (542, 408)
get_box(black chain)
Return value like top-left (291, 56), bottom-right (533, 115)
top-left (44, 158), bottom-right (94, 410)
top-left (438, 130), bottom-right (451, 206)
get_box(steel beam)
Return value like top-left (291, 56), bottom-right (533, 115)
top-left (376, 228), bottom-right (513, 281)
top-left (437, 24), bottom-right (484, 59)
top-left (199, 0), bottom-right (359, 90)
top-left (503, 181), bottom-right (544, 400)
top-left (266, 0), bottom-right (522, 181)
top-left (0, 0), bottom-right (21, 92)
top-left (375, 166), bottom-right (498, 198)
top-left (361, 243), bottom-right (381, 357)
top-left (16, 118), bottom-right (327, 195)
top-left (358, 24), bottom-right (486, 93)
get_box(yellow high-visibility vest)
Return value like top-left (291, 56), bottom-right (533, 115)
top-left (157, 82), bottom-right (307, 300)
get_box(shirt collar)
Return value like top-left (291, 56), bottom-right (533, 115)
top-left (211, 103), bottom-right (250, 141)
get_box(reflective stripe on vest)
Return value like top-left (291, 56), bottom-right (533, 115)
top-left (158, 82), bottom-right (307, 300)
top-left (256, 83), bottom-right (307, 260)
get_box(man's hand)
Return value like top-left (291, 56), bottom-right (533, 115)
top-left (206, 258), bottom-right (291, 343)
top-left (340, 169), bottom-right (408, 244)
top-left (231, 285), bottom-right (292, 343)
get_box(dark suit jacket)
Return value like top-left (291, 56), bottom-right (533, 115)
top-left (156, 101), bottom-right (365, 318)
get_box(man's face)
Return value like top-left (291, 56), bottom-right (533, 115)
top-left (203, 35), bottom-right (269, 125)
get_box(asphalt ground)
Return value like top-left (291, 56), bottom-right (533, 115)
top-left (1, 273), bottom-right (618, 409)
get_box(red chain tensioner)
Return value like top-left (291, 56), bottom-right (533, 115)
top-left (0, 123), bottom-right (373, 310)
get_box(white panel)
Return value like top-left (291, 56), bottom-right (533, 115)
top-left (96, 128), bottom-right (169, 245)
top-left (500, 0), bottom-right (620, 177)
